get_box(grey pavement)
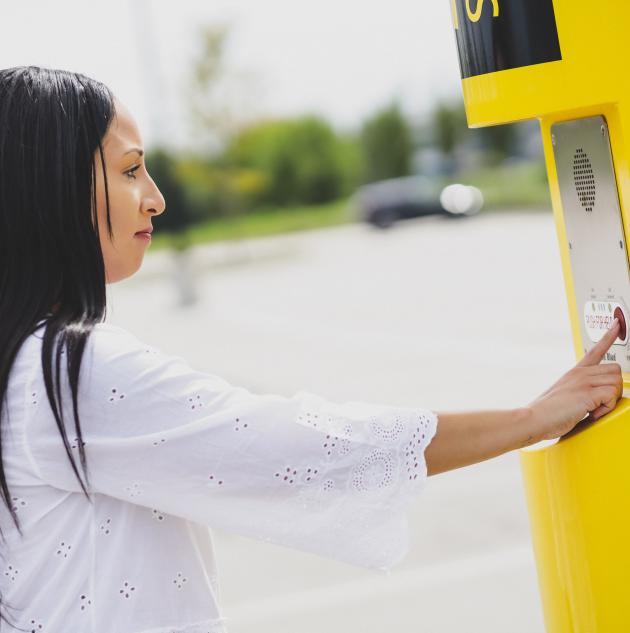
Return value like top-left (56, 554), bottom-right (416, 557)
top-left (106, 209), bottom-right (572, 632)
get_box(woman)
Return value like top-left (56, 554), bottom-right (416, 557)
top-left (0, 66), bottom-right (622, 633)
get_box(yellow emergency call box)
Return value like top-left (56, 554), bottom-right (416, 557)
top-left (449, 1), bottom-right (630, 631)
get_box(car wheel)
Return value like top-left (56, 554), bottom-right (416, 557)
top-left (370, 209), bottom-right (397, 228)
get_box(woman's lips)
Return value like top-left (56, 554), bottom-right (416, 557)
top-left (135, 232), bottom-right (152, 241)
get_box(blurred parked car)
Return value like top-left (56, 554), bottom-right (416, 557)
top-left (352, 175), bottom-right (483, 228)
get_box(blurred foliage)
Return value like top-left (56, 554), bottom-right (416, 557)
top-left (224, 116), bottom-right (346, 205)
top-left (186, 24), bottom-right (236, 153)
top-left (145, 23), bottom-right (551, 252)
top-left (432, 101), bottom-right (468, 156)
top-left (174, 155), bottom-right (267, 220)
top-left (335, 133), bottom-right (363, 195)
top-left (148, 159), bottom-right (550, 252)
top-left (432, 99), bottom-right (519, 165)
top-left (149, 198), bottom-right (352, 251)
top-left (476, 123), bottom-right (519, 165)
top-left (359, 101), bottom-right (413, 183)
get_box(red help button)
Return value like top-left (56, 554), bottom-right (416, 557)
top-left (614, 307), bottom-right (628, 343)
top-left (584, 301), bottom-right (630, 345)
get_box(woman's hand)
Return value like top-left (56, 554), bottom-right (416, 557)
top-left (426, 319), bottom-right (625, 476)
top-left (527, 318), bottom-right (624, 441)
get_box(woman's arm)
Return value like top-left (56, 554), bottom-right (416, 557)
top-left (425, 407), bottom-right (534, 476)
top-left (425, 319), bottom-right (624, 477)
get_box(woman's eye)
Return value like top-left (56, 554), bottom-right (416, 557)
top-left (124, 165), bottom-right (141, 180)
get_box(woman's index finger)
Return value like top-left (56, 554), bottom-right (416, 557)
top-left (577, 319), bottom-right (620, 367)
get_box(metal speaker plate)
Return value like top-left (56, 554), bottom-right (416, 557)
top-left (551, 115), bottom-right (630, 369)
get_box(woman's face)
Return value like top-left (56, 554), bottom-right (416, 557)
top-left (94, 97), bottom-right (166, 284)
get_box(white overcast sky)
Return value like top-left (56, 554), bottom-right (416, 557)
top-left (0, 0), bottom-right (464, 149)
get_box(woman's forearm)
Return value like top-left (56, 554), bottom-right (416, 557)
top-left (425, 408), bottom-right (537, 476)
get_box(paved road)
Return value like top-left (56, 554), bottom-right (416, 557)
top-left (106, 209), bottom-right (573, 633)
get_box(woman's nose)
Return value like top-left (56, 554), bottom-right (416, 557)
top-left (144, 188), bottom-right (166, 216)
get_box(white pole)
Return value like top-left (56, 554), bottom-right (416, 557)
top-left (129, 0), bottom-right (198, 307)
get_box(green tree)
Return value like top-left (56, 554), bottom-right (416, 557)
top-left (226, 116), bottom-right (345, 206)
top-left (430, 100), bottom-right (519, 165)
top-left (360, 101), bottom-right (413, 183)
top-left (186, 24), bottom-right (232, 154)
top-left (477, 123), bottom-right (518, 164)
top-left (335, 132), bottom-right (362, 195)
top-left (432, 101), bottom-right (468, 156)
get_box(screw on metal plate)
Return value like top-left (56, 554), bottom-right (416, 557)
top-left (551, 134), bottom-right (556, 146)
top-left (568, 242), bottom-right (572, 249)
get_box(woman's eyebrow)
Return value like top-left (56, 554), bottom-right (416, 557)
top-left (123, 147), bottom-right (144, 157)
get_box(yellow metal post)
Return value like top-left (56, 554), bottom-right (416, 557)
top-left (448, 1), bottom-right (630, 630)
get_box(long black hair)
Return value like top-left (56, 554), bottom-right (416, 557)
top-left (0, 66), bottom-right (115, 628)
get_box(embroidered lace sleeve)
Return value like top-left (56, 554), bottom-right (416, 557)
top-left (25, 324), bottom-right (438, 572)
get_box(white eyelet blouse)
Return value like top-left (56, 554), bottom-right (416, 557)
top-left (0, 320), bottom-right (438, 633)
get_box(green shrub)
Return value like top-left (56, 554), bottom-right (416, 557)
top-left (360, 101), bottom-right (413, 183)
top-left (226, 116), bottom-right (346, 206)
